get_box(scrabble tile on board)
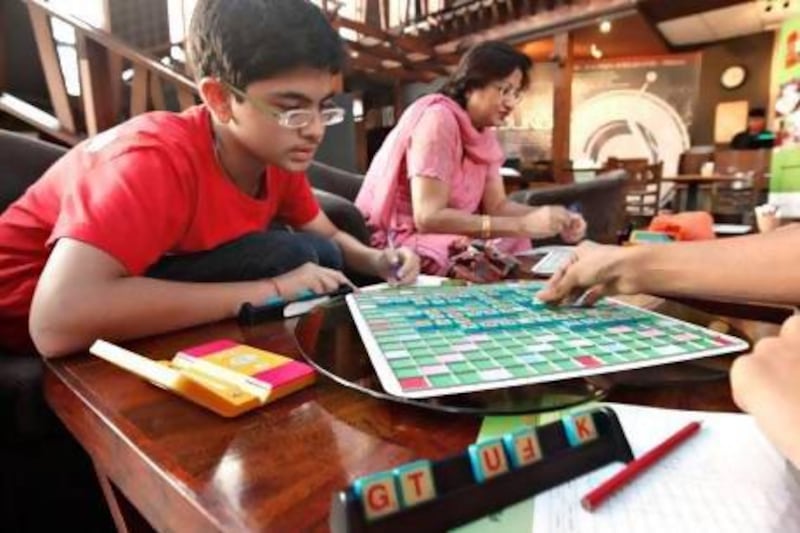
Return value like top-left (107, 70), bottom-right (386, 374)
top-left (502, 428), bottom-right (543, 468)
top-left (468, 439), bottom-right (510, 483)
top-left (562, 411), bottom-right (599, 447)
top-left (394, 460), bottom-right (436, 507)
top-left (353, 471), bottom-right (401, 521)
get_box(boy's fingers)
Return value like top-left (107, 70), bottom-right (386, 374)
top-left (386, 249), bottom-right (408, 281)
top-left (390, 249), bottom-right (403, 271)
top-left (323, 267), bottom-right (355, 290)
top-left (398, 265), bottom-right (417, 285)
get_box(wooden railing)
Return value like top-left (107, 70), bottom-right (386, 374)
top-left (400, 0), bottom-right (537, 40)
top-left (400, 0), bottom-right (638, 45)
top-left (0, 0), bottom-right (198, 146)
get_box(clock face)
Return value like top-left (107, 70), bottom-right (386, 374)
top-left (721, 65), bottom-right (747, 89)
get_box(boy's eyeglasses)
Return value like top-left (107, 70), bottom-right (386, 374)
top-left (223, 82), bottom-right (346, 129)
top-left (491, 83), bottom-right (522, 104)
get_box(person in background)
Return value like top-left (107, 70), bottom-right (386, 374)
top-left (0, 0), bottom-right (419, 358)
top-left (355, 41), bottom-right (586, 275)
top-left (730, 107), bottom-right (776, 150)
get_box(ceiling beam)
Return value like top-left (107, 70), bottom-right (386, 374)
top-left (346, 40), bottom-right (450, 77)
top-left (436, 0), bottom-right (638, 48)
top-left (330, 15), bottom-right (460, 64)
top-left (346, 53), bottom-right (434, 83)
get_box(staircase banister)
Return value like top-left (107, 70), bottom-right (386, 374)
top-left (24, 0), bottom-right (197, 94)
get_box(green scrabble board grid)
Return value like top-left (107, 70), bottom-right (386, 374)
top-left (345, 281), bottom-right (749, 399)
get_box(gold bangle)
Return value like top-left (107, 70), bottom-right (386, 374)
top-left (481, 214), bottom-right (491, 239)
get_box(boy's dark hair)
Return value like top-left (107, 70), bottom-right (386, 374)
top-left (187, 0), bottom-right (344, 89)
top-left (441, 41), bottom-right (532, 108)
top-left (749, 107), bottom-right (767, 118)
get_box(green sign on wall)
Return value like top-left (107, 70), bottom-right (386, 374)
top-left (770, 16), bottom-right (800, 216)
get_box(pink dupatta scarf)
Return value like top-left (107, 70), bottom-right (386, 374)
top-left (354, 94), bottom-right (504, 240)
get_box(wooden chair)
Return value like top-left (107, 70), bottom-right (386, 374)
top-left (670, 148), bottom-right (715, 210)
top-left (603, 158), bottom-right (663, 225)
top-left (0, 130), bottom-right (115, 531)
top-left (710, 149), bottom-right (771, 223)
top-left (678, 150), bottom-right (714, 175)
top-left (509, 169), bottom-right (628, 244)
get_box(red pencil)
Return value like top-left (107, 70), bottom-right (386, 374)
top-left (581, 420), bottom-right (702, 512)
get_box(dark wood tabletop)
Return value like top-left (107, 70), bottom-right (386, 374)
top-left (43, 288), bottom-right (789, 532)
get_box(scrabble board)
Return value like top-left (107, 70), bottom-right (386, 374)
top-left (346, 281), bottom-right (749, 399)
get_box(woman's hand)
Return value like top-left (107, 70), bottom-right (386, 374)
top-left (518, 206), bottom-right (586, 241)
top-left (560, 214), bottom-right (587, 243)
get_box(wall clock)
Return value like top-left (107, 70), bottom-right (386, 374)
top-left (720, 65), bottom-right (747, 90)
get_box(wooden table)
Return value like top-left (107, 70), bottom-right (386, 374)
top-left (662, 174), bottom-right (746, 211)
top-left (43, 292), bottom-right (789, 532)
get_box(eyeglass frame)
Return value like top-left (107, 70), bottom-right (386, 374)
top-left (222, 81), bottom-right (346, 130)
top-left (490, 82), bottom-right (523, 104)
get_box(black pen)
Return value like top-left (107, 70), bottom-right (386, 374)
top-left (237, 285), bottom-right (353, 325)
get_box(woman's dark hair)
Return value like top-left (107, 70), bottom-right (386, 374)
top-left (441, 41), bottom-right (532, 107)
top-left (187, 0), bottom-right (344, 90)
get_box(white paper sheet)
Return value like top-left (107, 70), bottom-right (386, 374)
top-left (532, 403), bottom-right (800, 532)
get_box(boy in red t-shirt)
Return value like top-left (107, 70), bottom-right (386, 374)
top-left (0, 0), bottom-right (419, 358)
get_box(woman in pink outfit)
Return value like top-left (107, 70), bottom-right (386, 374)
top-left (355, 41), bottom-right (586, 275)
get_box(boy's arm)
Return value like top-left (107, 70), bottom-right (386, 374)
top-left (299, 211), bottom-right (419, 284)
top-left (538, 224), bottom-right (800, 305)
top-left (30, 238), bottom-right (352, 358)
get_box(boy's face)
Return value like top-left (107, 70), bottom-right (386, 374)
top-left (224, 68), bottom-right (338, 172)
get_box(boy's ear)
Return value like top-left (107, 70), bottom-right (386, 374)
top-left (198, 77), bottom-right (233, 123)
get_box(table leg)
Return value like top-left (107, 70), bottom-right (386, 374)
top-left (685, 183), bottom-right (700, 211)
top-left (94, 462), bottom-right (154, 533)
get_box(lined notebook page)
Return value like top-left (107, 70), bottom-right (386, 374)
top-left (533, 403), bottom-right (800, 532)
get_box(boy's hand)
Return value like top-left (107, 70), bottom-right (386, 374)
top-left (376, 247), bottom-right (420, 286)
top-left (536, 241), bottom-right (631, 306)
top-left (272, 262), bottom-right (354, 298)
top-left (730, 315), bottom-right (800, 468)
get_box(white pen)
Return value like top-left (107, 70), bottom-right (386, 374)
top-left (386, 229), bottom-right (402, 280)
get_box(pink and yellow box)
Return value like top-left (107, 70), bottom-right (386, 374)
top-left (174, 339), bottom-right (316, 403)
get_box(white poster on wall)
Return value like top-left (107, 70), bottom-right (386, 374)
top-left (569, 55), bottom-right (701, 177)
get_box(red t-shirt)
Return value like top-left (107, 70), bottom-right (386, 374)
top-left (0, 105), bottom-right (320, 353)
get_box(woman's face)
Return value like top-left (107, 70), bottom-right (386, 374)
top-left (465, 69), bottom-right (523, 129)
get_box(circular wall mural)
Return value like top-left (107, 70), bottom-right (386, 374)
top-left (570, 89), bottom-right (690, 177)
